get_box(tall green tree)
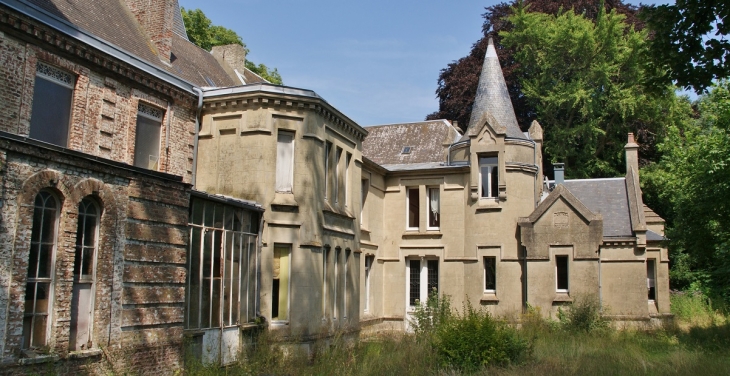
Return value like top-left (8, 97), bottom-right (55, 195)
top-left (499, 3), bottom-right (683, 178)
top-left (642, 82), bottom-right (730, 299)
top-left (181, 8), bottom-right (283, 85)
top-left (642, 1), bottom-right (730, 92)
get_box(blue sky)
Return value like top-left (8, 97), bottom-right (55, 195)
top-left (179, 0), bottom-right (673, 127)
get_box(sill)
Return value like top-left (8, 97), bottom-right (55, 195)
top-left (476, 199), bottom-right (502, 212)
top-left (240, 128), bottom-right (272, 135)
top-left (19, 350), bottom-right (59, 365)
top-left (360, 227), bottom-right (371, 234)
top-left (270, 320), bottom-right (289, 326)
top-left (553, 293), bottom-right (572, 303)
top-left (271, 192), bottom-right (299, 207)
top-left (480, 293), bottom-right (499, 302)
top-left (68, 348), bottom-right (102, 359)
top-left (402, 231), bottom-right (442, 238)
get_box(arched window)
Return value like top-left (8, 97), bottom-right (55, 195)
top-left (70, 197), bottom-right (99, 351)
top-left (23, 191), bottom-right (59, 349)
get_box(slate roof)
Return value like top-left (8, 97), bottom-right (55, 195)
top-left (462, 38), bottom-right (525, 140)
top-left (362, 120), bottom-right (461, 166)
top-left (647, 230), bottom-right (667, 242)
top-left (563, 178), bottom-right (633, 237)
top-left (23, 0), bottom-right (236, 88)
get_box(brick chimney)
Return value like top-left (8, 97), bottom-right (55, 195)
top-left (625, 132), bottom-right (639, 173)
top-left (124, 0), bottom-right (176, 63)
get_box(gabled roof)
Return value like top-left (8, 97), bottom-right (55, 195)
top-left (20, 0), bottom-right (236, 88)
top-left (462, 37), bottom-right (525, 140)
top-left (563, 178), bottom-right (633, 237)
top-left (362, 120), bottom-right (461, 165)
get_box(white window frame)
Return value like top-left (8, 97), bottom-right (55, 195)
top-left (427, 186), bottom-right (440, 230)
top-left (364, 255), bottom-right (374, 313)
top-left (479, 156), bottom-right (499, 199)
top-left (406, 187), bottom-right (419, 231)
top-left (406, 257), bottom-right (439, 310)
top-left (555, 255), bottom-right (569, 293)
top-left (483, 256), bottom-right (496, 294)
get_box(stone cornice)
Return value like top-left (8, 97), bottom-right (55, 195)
top-left (202, 90), bottom-right (368, 142)
top-left (0, 3), bottom-right (196, 104)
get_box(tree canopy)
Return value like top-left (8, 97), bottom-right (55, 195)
top-left (426, 0), bottom-right (642, 133)
top-left (181, 8), bottom-right (283, 85)
top-left (642, 1), bottom-right (730, 92)
top-left (499, 3), bottom-right (685, 178)
top-left (642, 82), bottom-right (730, 299)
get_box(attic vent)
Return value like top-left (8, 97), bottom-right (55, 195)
top-left (401, 146), bottom-right (412, 154)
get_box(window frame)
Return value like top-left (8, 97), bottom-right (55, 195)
top-left (484, 256), bottom-right (496, 294)
top-left (275, 131), bottom-right (295, 193)
top-left (360, 179), bottom-right (369, 229)
top-left (70, 197), bottom-right (100, 351)
top-left (406, 257), bottom-right (439, 310)
top-left (133, 103), bottom-right (164, 170)
top-left (24, 190), bottom-right (60, 350)
top-left (555, 255), bottom-right (569, 293)
top-left (364, 255), bottom-right (374, 313)
top-left (427, 186), bottom-right (440, 230)
top-left (647, 259), bottom-right (656, 302)
top-left (324, 141), bottom-right (332, 200)
top-left (406, 187), bottom-right (420, 231)
top-left (334, 147), bottom-right (342, 204)
top-left (29, 62), bottom-right (76, 147)
top-left (478, 156), bottom-right (499, 199)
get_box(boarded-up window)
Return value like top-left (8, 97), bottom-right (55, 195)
top-left (134, 103), bottom-right (163, 170)
top-left (24, 191), bottom-right (59, 349)
top-left (276, 132), bottom-right (294, 192)
top-left (29, 62), bottom-right (75, 147)
top-left (186, 197), bottom-right (259, 329)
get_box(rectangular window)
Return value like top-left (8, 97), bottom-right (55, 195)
top-left (30, 62), bottom-right (75, 147)
top-left (647, 259), bottom-right (656, 301)
top-left (323, 246), bottom-right (329, 318)
top-left (361, 179), bottom-right (369, 228)
top-left (427, 187), bottom-right (440, 229)
top-left (334, 247), bottom-right (340, 319)
top-left (272, 244), bottom-right (290, 321)
top-left (324, 141), bottom-right (332, 200)
top-left (556, 255), bottom-right (569, 292)
top-left (364, 255), bottom-right (374, 313)
top-left (484, 256), bottom-right (496, 292)
top-left (344, 248), bottom-right (350, 319)
top-left (345, 153), bottom-right (352, 207)
top-left (408, 258), bottom-right (439, 307)
top-left (134, 103), bottom-right (163, 170)
top-left (479, 156), bottom-right (499, 198)
top-left (186, 198), bottom-right (259, 329)
top-left (407, 187), bottom-right (419, 230)
top-left (276, 131), bottom-right (295, 192)
top-left (334, 147), bottom-right (342, 203)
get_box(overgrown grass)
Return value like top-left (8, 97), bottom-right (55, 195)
top-left (186, 293), bottom-right (730, 375)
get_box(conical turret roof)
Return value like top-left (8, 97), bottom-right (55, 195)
top-left (462, 37), bottom-right (525, 140)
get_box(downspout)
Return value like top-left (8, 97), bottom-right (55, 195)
top-left (599, 248), bottom-right (603, 313)
top-left (191, 87), bottom-right (203, 188)
top-left (164, 101), bottom-right (172, 173)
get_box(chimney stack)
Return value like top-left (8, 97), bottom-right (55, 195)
top-left (554, 163), bottom-right (565, 185)
top-left (124, 0), bottom-right (176, 63)
top-left (211, 44), bottom-right (248, 84)
top-left (625, 132), bottom-right (639, 173)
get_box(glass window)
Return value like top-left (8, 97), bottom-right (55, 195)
top-left (556, 255), bottom-right (569, 292)
top-left (185, 198), bottom-right (259, 329)
top-left (407, 187), bottom-right (419, 230)
top-left (24, 191), bottom-right (59, 349)
top-left (325, 141), bottom-right (332, 200)
top-left (133, 103), bottom-right (163, 170)
top-left (276, 132), bottom-right (294, 192)
top-left (272, 244), bottom-right (290, 321)
top-left (364, 255), bottom-right (374, 313)
top-left (408, 258), bottom-right (439, 307)
top-left (334, 147), bottom-right (342, 203)
top-left (345, 153), bottom-right (351, 207)
top-left (29, 62), bottom-right (75, 147)
top-left (647, 259), bottom-right (656, 301)
top-left (479, 157), bottom-right (499, 198)
top-left (70, 197), bottom-right (99, 351)
top-left (361, 179), bottom-right (369, 228)
top-left (484, 257), bottom-right (496, 292)
top-left (428, 187), bottom-right (440, 229)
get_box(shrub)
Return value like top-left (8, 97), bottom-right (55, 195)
top-left (432, 300), bottom-right (531, 371)
top-left (558, 294), bottom-right (608, 332)
top-left (409, 290), bottom-right (452, 337)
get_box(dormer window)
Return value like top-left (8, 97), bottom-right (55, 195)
top-left (401, 146), bottom-right (412, 154)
